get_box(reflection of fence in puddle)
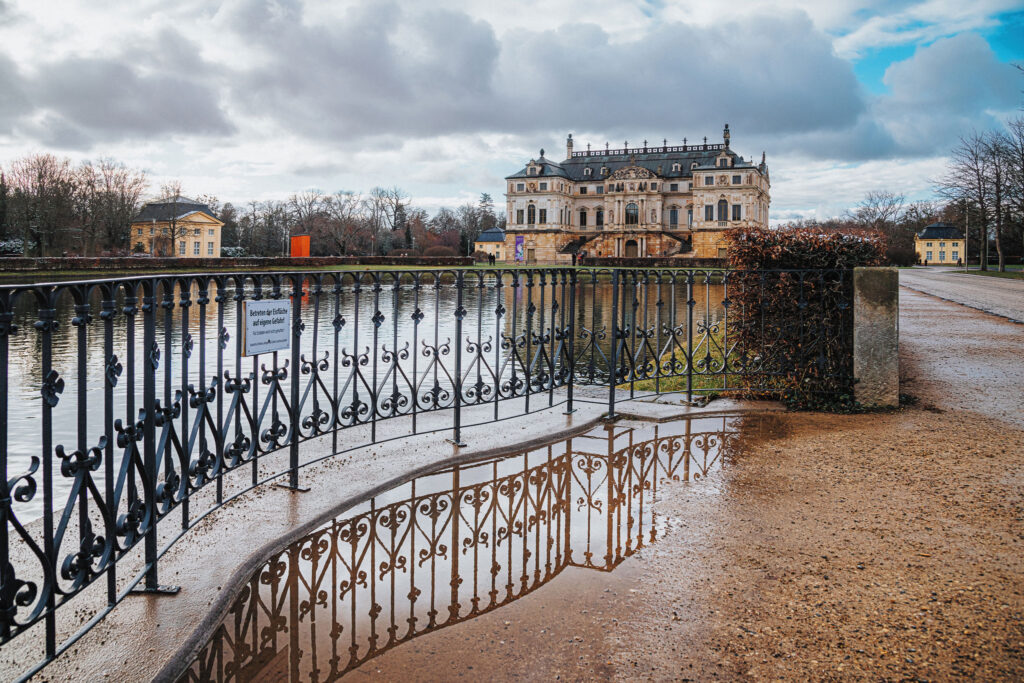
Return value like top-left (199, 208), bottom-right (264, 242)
top-left (181, 418), bottom-right (738, 682)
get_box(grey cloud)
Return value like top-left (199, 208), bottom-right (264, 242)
top-left (0, 54), bottom-right (29, 133)
top-left (875, 33), bottom-right (1021, 156)
top-left (30, 51), bottom-right (235, 145)
top-left (494, 13), bottom-right (866, 139)
top-left (217, 3), bottom-right (868, 152)
top-left (221, 0), bottom-right (499, 140)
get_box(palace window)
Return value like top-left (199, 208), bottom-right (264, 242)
top-left (670, 183), bottom-right (678, 191)
top-left (732, 175), bottom-right (741, 184)
top-left (539, 182), bottom-right (548, 191)
top-left (528, 167), bottom-right (537, 176)
top-left (208, 242), bottom-right (214, 255)
top-left (952, 251), bottom-right (959, 261)
top-left (687, 208), bottom-right (693, 228)
top-left (732, 204), bottom-right (741, 221)
top-left (579, 209), bottom-right (587, 227)
top-left (704, 205), bottom-right (714, 221)
top-left (672, 163), bottom-right (681, 172)
top-left (926, 251), bottom-right (933, 260)
top-left (209, 228), bottom-right (215, 236)
top-left (179, 241), bottom-right (186, 255)
top-left (596, 209), bottom-right (604, 227)
top-left (719, 158), bottom-right (728, 167)
top-left (517, 183), bottom-right (525, 191)
top-left (670, 208), bottom-right (678, 227)
top-left (704, 176), bottom-right (713, 186)
top-left (651, 183), bottom-right (657, 190)
top-left (517, 209), bottom-right (524, 224)
top-left (596, 186), bottom-right (604, 194)
top-left (137, 228), bottom-right (143, 235)
top-left (195, 228), bottom-right (201, 236)
top-left (717, 200), bottom-right (728, 221)
top-left (193, 242), bottom-right (200, 255)
top-left (580, 186), bottom-right (588, 195)
top-left (539, 209), bottom-right (547, 223)
top-left (625, 203), bottom-right (639, 225)
top-left (688, 182), bottom-right (693, 190)
top-left (527, 205), bottom-right (536, 224)
top-left (939, 241), bottom-right (945, 247)
top-left (150, 227), bottom-right (154, 235)
top-left (926, 242), bottom-right (933, 247)
top-left (939, 251), bottom-right (946, 261)
top-left (584, 168), bottom-right (592, 176)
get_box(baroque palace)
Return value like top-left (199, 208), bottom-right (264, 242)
top-left (503, 125), bottom-right (770, 262)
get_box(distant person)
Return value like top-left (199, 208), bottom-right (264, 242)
top-left (571, 252), bottom-right (577, 267)
top-left (957, 258), bottom-right (962, 267)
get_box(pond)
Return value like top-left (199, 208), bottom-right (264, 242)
top-left (177, 415), bottom-right (758, 681)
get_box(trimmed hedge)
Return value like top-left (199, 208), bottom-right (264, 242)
top-left (725, 226), bottom-right (886, 409)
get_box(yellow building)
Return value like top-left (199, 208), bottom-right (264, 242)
top-left (131, 196), bottom-right (224, 257)
top-left (473, 226), bottom-right (506, 260)
top-left (914, 222), bottom-right (964, 265)
top-left (503, 125), bottom-right (770, 263)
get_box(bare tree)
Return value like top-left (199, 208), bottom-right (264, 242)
top-left (6, 154), bottom-right (79, 255)
top-left (158, 180), bottom-right (186, 257)
top-left (937, 133), bottom-right (991, 269)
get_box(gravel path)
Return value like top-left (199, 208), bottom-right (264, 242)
top-left (899, 267), bottom-right (1024, 322)
top-left (361, 289), bottom-right (1024, 680)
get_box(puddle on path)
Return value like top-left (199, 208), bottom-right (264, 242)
top-left (180, 415), bottom-right (778, 681)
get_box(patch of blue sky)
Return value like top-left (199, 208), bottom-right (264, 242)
top-left (982, 9), bottom-right (1024, 63)
top-left (852, 45), bottom-right (916, 95)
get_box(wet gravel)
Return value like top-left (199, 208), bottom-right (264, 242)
top-left (360, 287), bottom-right (1024, 680)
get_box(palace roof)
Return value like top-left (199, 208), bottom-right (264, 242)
top-left (917, 222), bottom-right (963, 240)
top-left (506, 144), bottom-right (758, 182)
top-left (475, 226), bottom-right (506, 243)
top-left (134, 197), bottom-right (220, 223)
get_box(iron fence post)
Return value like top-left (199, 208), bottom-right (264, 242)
top-left (450, 270), bottom-right (466, 447)
top-left (565, 268), bottom-right (577, 414)
top-left (687, 271), bottom-right (694, 404)
top-left (607, 269), bottom-right (619, 419)
top-left (284, 275), bottom-right (308, 491)
top-left (141, 282), bottom-right (159, 591)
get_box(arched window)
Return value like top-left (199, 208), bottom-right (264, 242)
top-left (717, 199), bottom-right (728, 221)
top-left (625, 203), bottom-right (639, 225)
top-left (527, 204), bottom-right (536, 225)
top-left (579, 208), bottom-right (587, 227)
top-left (584, 167), bottom-right (592, 176)
top-left (596, 209), bottom-right (604, 227)
top-left (672, 163), bottom-right (681, 172)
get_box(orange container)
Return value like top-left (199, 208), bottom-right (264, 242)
top-left (290, 234), bottom-right (310, 258)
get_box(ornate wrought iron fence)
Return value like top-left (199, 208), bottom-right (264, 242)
top-left (0, 266), bottom-right (851, 680)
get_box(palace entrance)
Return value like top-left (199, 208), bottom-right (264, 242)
top-left (624, 239), bottom-right (639, 257)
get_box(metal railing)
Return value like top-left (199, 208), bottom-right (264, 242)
top-left (0, 266), bottom-right (853, 679)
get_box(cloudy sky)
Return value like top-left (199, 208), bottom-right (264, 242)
top-left (0, 0), bottom-right (1021, 222)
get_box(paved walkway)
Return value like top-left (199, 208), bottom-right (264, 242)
top-left (899, 267), bottom-right (1024, 322)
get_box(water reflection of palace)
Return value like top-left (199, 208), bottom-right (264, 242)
top-left (180, 417), bottom-right (741, 682)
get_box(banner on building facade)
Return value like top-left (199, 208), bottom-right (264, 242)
top-left (515, 235), bottom-right (524, 262)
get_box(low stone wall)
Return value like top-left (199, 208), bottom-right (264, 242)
top-left (0, 255), bottom-right (473, 272)
top-left (577, 256), bottom-right (727, 268)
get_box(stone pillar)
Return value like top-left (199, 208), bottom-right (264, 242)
top-left (853, 267), bottom-right (899, 407)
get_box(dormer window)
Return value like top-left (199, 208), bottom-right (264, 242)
top-left (718, 158), bottom-right (728, 168)
top-left (584, 167), bottom-right (592, 177)
top-left (691, 162), bottom-right (698, 169)
top-left (601, 166), bottom-right (608, 175)
top-left (672, 163), bottom-right (681, 172)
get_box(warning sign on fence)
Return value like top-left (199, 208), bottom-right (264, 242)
top-left (242, 299), bottom-right (292, 356)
